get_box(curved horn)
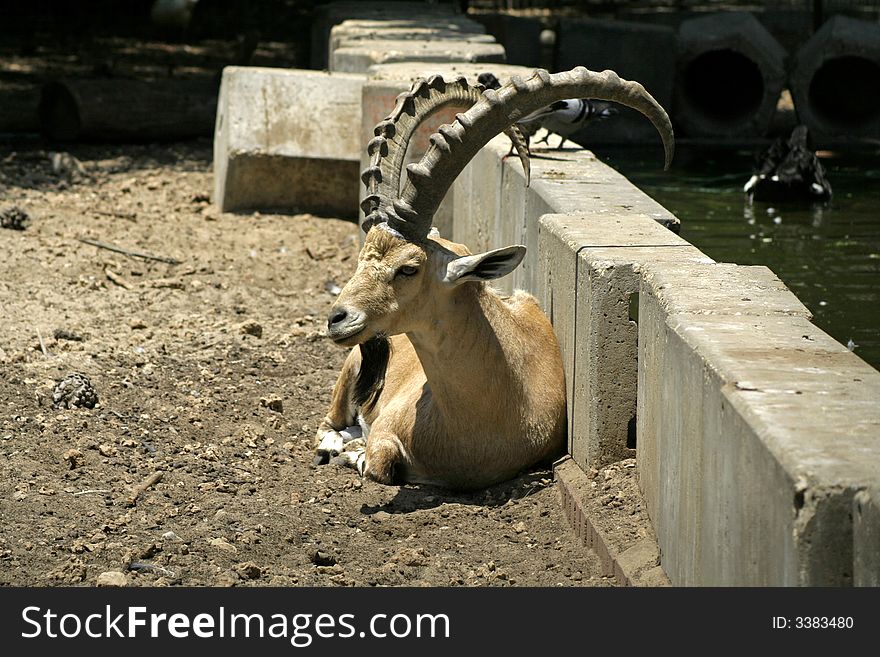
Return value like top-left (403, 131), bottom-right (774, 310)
top-left (392, 67), bottom-right (674, 240)
top-left (361, 75), bottom-right (485, 234)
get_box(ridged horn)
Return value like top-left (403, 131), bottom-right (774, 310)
top-left (360, 75), bottom-right (485, 234)
top-left (394, 67), bottom-right (674, 240)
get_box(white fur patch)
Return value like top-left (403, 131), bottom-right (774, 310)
top-left (336, 444), bottom-right (367, 476)
top-left (356, 414), bottom-right (371, 439)
top-left (317, 430), bottom-right (344, 456)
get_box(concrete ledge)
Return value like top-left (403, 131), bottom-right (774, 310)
top-left (555, 457), bottom-right (670, 586)
top-left (331, 40), bottom-right (506, 74)
top-left (330, 19), bottom-right (491, 56)
top-left (453, 133), bottom-right (678, 296)
top-left (854, 488), bottom-right (880, 587)
top-left (539, 214), bottom-right (711, 469)
top-left (638, 297), bottom-right (880, 584)
top-left (310, 1), bottom-right (458, 69)
top-left (214, 67), bottom-right (364, 215)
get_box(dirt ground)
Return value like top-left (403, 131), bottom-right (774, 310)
top-left (0, 138), bottom-right (658, 587)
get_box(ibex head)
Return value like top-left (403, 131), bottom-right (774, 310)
top-left (327, 68), bottom-right (674, 347)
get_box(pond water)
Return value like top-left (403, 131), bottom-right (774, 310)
top-left (597, 145), bottom-right (880, 372)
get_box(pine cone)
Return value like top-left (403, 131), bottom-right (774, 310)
top-left (53, 373), bottom-right (98, 409)
top-left (0, 206), bottom-right (29, 231)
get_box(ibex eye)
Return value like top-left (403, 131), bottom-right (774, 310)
top-left (397, 265), bottom-right (418, 277)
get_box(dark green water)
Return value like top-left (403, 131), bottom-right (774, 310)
top-left (598, 146), bottom-right (880, 372)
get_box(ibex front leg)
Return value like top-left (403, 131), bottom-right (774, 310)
top-left (314, 349), bottom-right (363, 465)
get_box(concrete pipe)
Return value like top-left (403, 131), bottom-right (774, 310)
top-left (674, 12), bottom-right (787, 139)
top-left (790, 16), bottom-right (880, 144)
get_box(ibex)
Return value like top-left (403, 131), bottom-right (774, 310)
top-left (314, 67), bottom-right (673, 490)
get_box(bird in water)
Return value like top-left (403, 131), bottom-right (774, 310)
top-left (743, 125), bottom-right (832, 203)
top-left (477, 72), bottom-right (618, 151)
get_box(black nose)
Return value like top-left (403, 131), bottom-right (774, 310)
top-left (328, 308), bottom-right (348, 328)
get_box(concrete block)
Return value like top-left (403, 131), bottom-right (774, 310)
top-left (790, 16), bottom-right (880, 144)
top-left (538, 213), bottom-right (711, 467)
top-left (361, 64), bottom-right (535, 240)
top-left (854, 488), bottom-right (880, 587)
top-left (330, 19), bottom-right (492, 57)
top-left (556, 18), bottom-right (676, 146)
top-left (331, 40), bottom-right (506, 74)
top-left (471, 13), bottom-right (543, 68)
top-left (310, 1), bottom-right (457, 69)
top-left (453, 133), bottom-right (507, 254)
top-left (526, 143), bottom-right (679, 230)
top-left (214, 67), bottom-right (365, 216)
top-left (674, 12), bottom-right (787, 138)
top-left (637, 294), bottom-right (880, 584)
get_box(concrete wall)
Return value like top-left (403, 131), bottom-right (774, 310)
top-left (214, 10), bottom-right (880, 586)
top-left (454, 127), bottom-right (880, 586)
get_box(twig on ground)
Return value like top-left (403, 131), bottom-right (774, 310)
top-left (36, 327), bottom-right (50, 357)
top-left (93, 209), bottom-right (137, 221)
top-left (73, 489), bottom-right (111, 496)
top-left (78, 237), bottom-right (182, 265)
top-left (127, 471), bottom-right (164, 506)
top-left (104, 267), bottom-right (133, 290)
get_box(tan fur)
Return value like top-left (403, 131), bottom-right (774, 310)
top-left (318, 230), bottom-right (566, 490)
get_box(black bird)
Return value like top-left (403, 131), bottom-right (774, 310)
top-left (744, 125), bottom-right (832, 203)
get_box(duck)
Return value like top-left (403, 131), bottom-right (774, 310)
top-left (744, 125), bottom-right (832, 202)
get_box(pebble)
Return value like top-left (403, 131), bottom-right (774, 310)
top-left (260, 396), bottom-right (283, 413)
top-left (240, 321), bottom-right (263, 338)
top-left (98, 444), bottom-right (118, 457)
top-left (62, 448), bottom-right (83, 469)
top-left (209, 537), bottom-right (237, 552)
top-left (233, 561), bottom-right (262, 580)
top-left (96, 570), bottom-right (128, 587)
top-left (310, 550), bottom-right (337, 567)
top-left (372, 511), bottom-right (391, 522)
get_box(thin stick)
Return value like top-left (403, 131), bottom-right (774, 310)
top-left (36, 327), bottom-right (49, 356)
top-left (93, 209), bottom-right (137, 221)
top-left (73, 489), bottom-right (111, 496)
top-left (78, 237), bottom-right (182, 265)
top-left (104, 267), bottom-right (133, 290)
top-left (127, 470), bottom-right (164, 506)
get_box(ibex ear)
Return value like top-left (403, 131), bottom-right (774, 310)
top-left (443, 245), bottom-right (526, 285)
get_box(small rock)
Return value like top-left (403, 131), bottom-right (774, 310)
top-left (233, 561), bottom-right (262, 580)
top-left (512, 521), bottom-right (526, 534)
top-left (161, 531), bottom-right (182, 542)
top-left (50, 152), bottom-right (86, 181)
top-left (96, 571), bottom-right (128, 587)
top-left (209, 537), bottom-right (237, 552)
top-left (310, 550), bottom-right (337, 567)
top-left (129, 319), bottom-right (148, 330)
top-left (215, 571), bottom-right (239, 587)
top-left (240, 321), bottom-right (262, 338)
top-left (53, 329), bottom-right (84, 342)
top-left (98, 443), bottom-right (118, 457)
top-left (63, 448), bottom-right (83, 469)
top-left (373, 511), bottom-right (391, 522)
top-left (260, 396), bottom-right (283, 413)
top-left (316, 564), bottom-right (344, 576)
